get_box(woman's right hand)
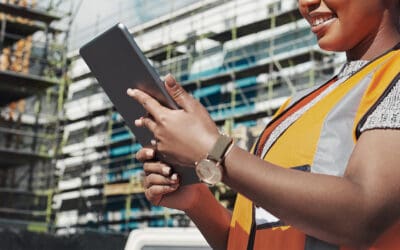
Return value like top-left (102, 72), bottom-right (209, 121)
top-left (136, 147), bottom-right (205, 212)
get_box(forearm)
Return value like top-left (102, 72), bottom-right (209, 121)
top-left (222, 146), bottom-right (379, 247)
top-left (185, 185), bottom-right (232, 249)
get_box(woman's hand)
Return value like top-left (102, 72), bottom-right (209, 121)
top-left (127, 74), bottom-right (220, 166)
top-left (137, 147), bottom-right (233, 250)
top-left (136, 147), bottom-right (206, 212)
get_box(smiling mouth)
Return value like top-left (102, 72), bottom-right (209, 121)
top-left (310, 14), bottom-right (337, 27)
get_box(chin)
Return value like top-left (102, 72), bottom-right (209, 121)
top-left (317, 37), bottom-right (347, 53)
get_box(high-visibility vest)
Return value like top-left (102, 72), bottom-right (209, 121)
top-left (227, 46), bottom-right (400, 250)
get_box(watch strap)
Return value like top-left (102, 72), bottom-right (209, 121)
top-left (208, 134), bottom-right (233, 162)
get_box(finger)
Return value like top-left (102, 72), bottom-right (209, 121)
top-left (134, 116), bottom-right (145, 127)
top-left (145, 173), bottom-right (178, 186)
top-left (135, 148), bottom-right (155, 162)
top-left (164, 74), bottom-right (194, 111)
top-left (135, 116), bottom-right (157, 132)
top-left (126, 88), bottom-right (168, 120)
top-left (143, 162), bottom-right (172, 176)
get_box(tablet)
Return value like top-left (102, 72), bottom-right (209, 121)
top-left (80, 23), bottom-right (199, 185)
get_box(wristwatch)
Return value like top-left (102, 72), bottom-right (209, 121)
top-left (195, 134), bottom-right (233, 185)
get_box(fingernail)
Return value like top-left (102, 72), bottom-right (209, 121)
top-left (146, 150), bottom-right (154, 157)
top-left (127, 88), bottom-right (135, 96)
top-left (134, 119), bottom-right (141, 126)
top-left (171, 173), bottom-right (178, 181)
top-left (165, 74), bottom-right (175, 87)
top-left (162, 167), bottom-right (171, 175)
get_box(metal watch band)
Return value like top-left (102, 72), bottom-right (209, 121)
top-left (208, 134), bottom-right (233, 162)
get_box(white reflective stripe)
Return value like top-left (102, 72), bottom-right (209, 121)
top-left (312, 73), bottom-right (373, 176)
top-left (255, 206), bottom-right (280, 226)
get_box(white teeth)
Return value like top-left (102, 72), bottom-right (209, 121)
top-left (311, 15), bottom-right (335, 27)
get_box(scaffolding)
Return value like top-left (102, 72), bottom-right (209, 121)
top-left (56, 0), bottom-right (344, 234)
top-left (0, 0), bottom-right (72, 233)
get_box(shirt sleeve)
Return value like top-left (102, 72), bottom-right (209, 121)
top-left (360, 78), bottom-right (400, 133)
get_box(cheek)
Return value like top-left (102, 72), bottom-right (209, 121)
top-left (317, 22), bottom-right (354, 51)
top-left (297, 4), bottom-right (308, 20)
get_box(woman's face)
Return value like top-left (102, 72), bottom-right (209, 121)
top-left (298, 0), bottom-right (386, 53)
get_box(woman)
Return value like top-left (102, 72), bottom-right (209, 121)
top-left (127, 0), bottom-right (400, 249)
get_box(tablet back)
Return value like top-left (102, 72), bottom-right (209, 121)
top-left (80, 23), bottom-right (199, 185)
top-left (79, 23), bottom-right (178, 147)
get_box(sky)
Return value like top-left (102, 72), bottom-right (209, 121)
top-left (68, 0), bottom-right (135, 50)
top-left (67, 0), bottom-right (198, 51)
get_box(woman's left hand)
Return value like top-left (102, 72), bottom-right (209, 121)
top-left (127, 74), bottom-right (220, 167)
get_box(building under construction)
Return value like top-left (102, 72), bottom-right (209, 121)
top-left (0, 0), bottom-right (71, 233)
top-left (57, 0), bottom-right (346, 235)
top-left (0, 0), bottom-right (355, 245)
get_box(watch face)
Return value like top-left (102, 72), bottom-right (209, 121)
top-left (195, 159), bottom-right (222, 185)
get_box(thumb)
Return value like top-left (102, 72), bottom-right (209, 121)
top-left (164, 74), bottom-right (193, 110)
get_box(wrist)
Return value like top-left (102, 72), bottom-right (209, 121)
top-left (196, 132), bottom-right (220, 163)
top-left (195, 134), bottom-right (234, 185)
top-left (220, 144), bottom-right (236, 183)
